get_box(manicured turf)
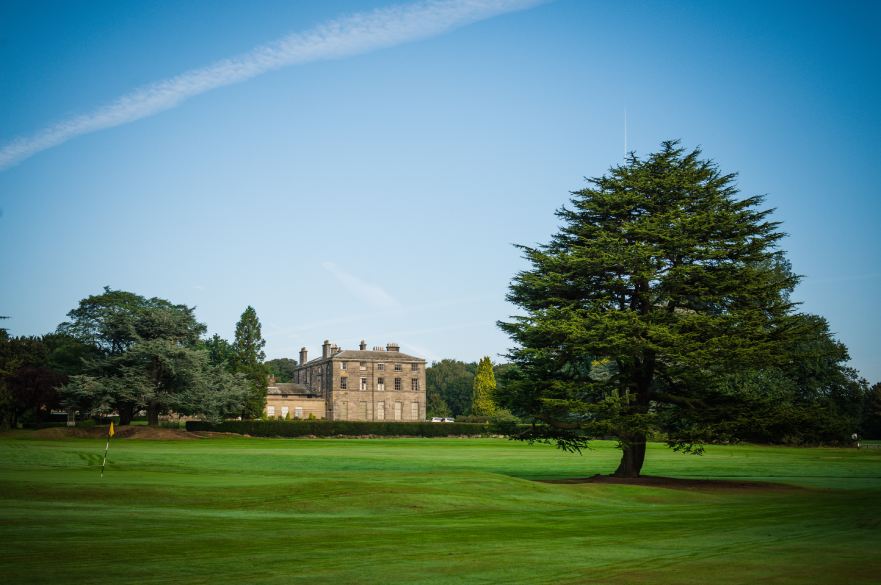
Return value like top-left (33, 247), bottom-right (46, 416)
top-left (1, 434), bottom-right (879, 584)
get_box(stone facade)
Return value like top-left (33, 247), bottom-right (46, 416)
top-left (265, 340), bottom-right (427, 421)
top-left (265, 384), bottom-right (327, 419)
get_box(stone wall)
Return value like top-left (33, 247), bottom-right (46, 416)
top-left (327, 358), bottom-right (426, 421)
top-left (264, 396), bottom-right (326, 420)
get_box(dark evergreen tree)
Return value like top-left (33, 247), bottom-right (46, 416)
top-left (863, 382), bottom-right (881, 439)
top-left (499, 141), bottom-right (801, 476)
top-left (232, 306), bottom-right (269, 418)
top-left (201, 334), bottom-right (235, 370)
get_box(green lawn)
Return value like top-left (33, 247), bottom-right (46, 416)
top-left (1, 434), bottom-right (879, 584)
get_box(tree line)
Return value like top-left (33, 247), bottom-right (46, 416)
top-left (0, 289), bottom-right (271, 427)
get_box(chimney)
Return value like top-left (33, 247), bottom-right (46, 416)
top-left (299, 346), bottom-right (308, 366)
top-left (386, 342), bottom-right (400, 352)
top-left (322, 340), bottom-right (331, 359)
top-left (359, 340), bottom-right (367, 351)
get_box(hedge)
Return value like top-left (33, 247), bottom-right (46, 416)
top-left (185, 419), bottom-right (491, 437)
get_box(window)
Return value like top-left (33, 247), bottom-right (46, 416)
top-left (377, 377), bottom-right (385, 391)
top-left (359, 361), bottom-right (367, 371)
top-left (411, 379), bottom-right (419, 392)
top-left (340, 376), bottom-right (348, 390)
top-left (281, 406), bottom-right (289, 418)
top-left (411, 363), bottom-right (419, 372)
top-left (411, 402), bottom-right (419, 419)
top-left (294, 407), bottom-right (303, 418)
top-left (376, 401), bottom-right (385, 420)
top-left (267, 406), bottom-right (276, 417)
top-left (377, 363), bottom-right (385, 371)
top-left (394, 401), bottom-right (402, 420)
top-left (360, 377), bottom-right (368, 391)
top-left (394, 363), bottom-right (402, 372)
top-left (394, 378), bottom-right (402, 391)
top-left (340, 362), bottom-right (347, 370)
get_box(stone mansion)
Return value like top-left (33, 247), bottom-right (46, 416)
top-left (265, 340), bottom-right (427, 421)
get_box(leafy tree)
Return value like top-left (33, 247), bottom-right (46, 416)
top-left (201, 334), bottom-right (235, 370)
top-left (426, 388), bottom-right (451, 418)
top-left (265, 358), bottom-right (298, 383)
top-left (57, 287), bottom-right (207, 423)
top-left (863, 382), bottom-right (881, 439)
top-left (472, 357), bottom-right (497, 416)
top-left (499, 141), bottom-right (801, 477)
top-left (0, 333), bottom-right (95, 427)
top-left (426, 359), bottom-right (475, 417)
top-left (58, 288), bottom-right (249, 425)
top-left (232, 306), bottom-right (269, 418)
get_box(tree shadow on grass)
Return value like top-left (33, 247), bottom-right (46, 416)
top-left (537, 474), bottom-right (804, 491)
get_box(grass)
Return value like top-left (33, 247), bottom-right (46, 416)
top-left (1, 434), bottom-right (879, 584)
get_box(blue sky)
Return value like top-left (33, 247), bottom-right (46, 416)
top-left (1, 0), bottom-right (879, 381)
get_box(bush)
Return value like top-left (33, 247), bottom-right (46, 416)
top-left (185, 419), bottom-right (490, 438)
top-left (455, 415), bottom-right (490, 423)
top-left (21, 421), bottom-right (69, 429)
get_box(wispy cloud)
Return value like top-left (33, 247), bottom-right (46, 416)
top-left (0, 0), bottom-right (542, 171)
top-left (323, 261), bottom-right (401, 309)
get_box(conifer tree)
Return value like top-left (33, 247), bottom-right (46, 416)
top-left (472, 356), bottom-right (497, 416)
top-left (499, 141), bottom-right (798, 477)
top-left (232, 306), bottom-right (269, 418)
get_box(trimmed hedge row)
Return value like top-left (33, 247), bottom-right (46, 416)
top-left (185, 419), bottom-right (490, 437)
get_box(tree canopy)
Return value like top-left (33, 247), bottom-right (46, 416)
top-left (498, 141), bottom-right (834, 476)
top-left (57, 288), bottom-right (250, 425)
top-left (426, 359), bottom-right (475, 417)
top-left (266, 358), bottom-right (298, 383)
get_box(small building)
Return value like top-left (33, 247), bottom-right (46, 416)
top-left (264, 383), bottom-right (326, 420)
top-left (265, 340), bottom-right (427, 421)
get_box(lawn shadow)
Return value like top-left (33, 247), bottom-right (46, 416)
top-left (537, 474), bottom-right (804, 491)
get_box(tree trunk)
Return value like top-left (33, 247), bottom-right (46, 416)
top-left (147, 401), bottom-right (159, 426)
top-left (118, 403), bottom-right (134, 426)
top-left (613, 433), bottom-right (647, 477)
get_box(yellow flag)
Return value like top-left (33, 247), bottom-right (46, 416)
top-left (108, 421), bottom-right (115, 437)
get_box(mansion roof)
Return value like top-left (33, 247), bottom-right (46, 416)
top-left (267, 383), bottom-right (318, 397)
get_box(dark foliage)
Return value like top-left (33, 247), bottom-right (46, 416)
top-left (185, 419), bottom-right (490, 437)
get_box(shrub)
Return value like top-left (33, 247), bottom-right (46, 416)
top-left (185, 419), bottom-right (490, 438)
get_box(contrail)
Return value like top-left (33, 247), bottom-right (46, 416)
top-left (0, 0), bottom-right (543, 171)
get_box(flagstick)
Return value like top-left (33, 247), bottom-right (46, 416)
top-left (100, 423), bottom-right (114, 478)
top-left (100, 435), bottom-right (111, 478)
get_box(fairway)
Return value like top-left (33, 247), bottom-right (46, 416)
top-left (1, 435), bottom-right (879, 584)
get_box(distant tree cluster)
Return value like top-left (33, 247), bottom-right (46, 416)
top-left (0, 290), bottom-right (273, 427)
top-left (425, 358), bottom-right (513, 418)
top-left (265, 358), bottom-right (298, 383)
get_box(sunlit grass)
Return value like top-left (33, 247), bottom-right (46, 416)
top-left (1, 434), bottom-right (879, 584)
